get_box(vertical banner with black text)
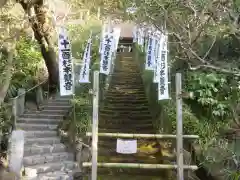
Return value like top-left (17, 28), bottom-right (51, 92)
top-left (145, 34), bottom-right (155, 70)
top-left (100, 30), bottom-right (114, 75)
top-left (158, 33), bottom-right (169, 100)
top-left (79, 37), bottom-right (92, 83)
top-left (58, 27), bottom-right (74, 96)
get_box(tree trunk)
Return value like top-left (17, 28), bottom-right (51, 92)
top-left (0, 48), bottom-right (14, 104)
top-left (19, 0), bottom-right (59, 92)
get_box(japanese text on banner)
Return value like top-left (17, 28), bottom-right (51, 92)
top-left (158, 34), bottom-right (169, 100)
top-left (100, 31), bottom-right (114, 75)
top-left (79, 38), bottom-right (92, 83)
top-left (145, 35), bottom-right (154, 70)
top-left (58, 27), bottom-right (74, 96)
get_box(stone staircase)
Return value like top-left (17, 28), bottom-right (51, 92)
top-left (16, 96), bottom-right (79, 180)
top-left (87, 53), bottom-right (175, 179)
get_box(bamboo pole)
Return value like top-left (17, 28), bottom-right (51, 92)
top-left (86, 132), bottom-right (199, 139)
top-left (176, 73), bottom-right (184, 180)
top-left (82, 162), bottom-right (198, 170)
top-left (91, 71), bottom-right (100, 180)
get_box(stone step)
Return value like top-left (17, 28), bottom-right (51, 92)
top-left (24, 130), bottom-right (57, 138)
top-left (25, 137), bottom-right (61, 146)
top-left (99, 109), bottom-right (151, 115)
top-left (21, 113), bottom-right (64, 119)
top-left (104, 99), bottom-right (149, 105)
top-left (104, 95), bottom-right (147, 100)
top-left (100, 118), bottom-right (153, 125)
top-left (98, 123), bottom-right (154, 130)
top-left (98, 128), bottom-right (155, 134)
top-left (43, 105), bottom-right (71, 110)
top-left (18, 118), bottom-right (61, 124)
top-left (101, 105), bottom-right (149, 111)
top-left (107, 88), bottom-right (145, 92)
top-left (106, 91), bottom-right (146, 96)
top-left (24, 143), bottom-right (67, 156)
top-left (23, 152), bottom-right (74, 166)
top-left (17, 123), bottom-right (58, 131)
top-left (24, 161), bottom-right (78, 175)
top-left (31, 109), bottom-right (68, 115)
top-left (113, 71), bottom-right (141, 75)
top-left (89, 167), bottom-right (168, 177)
top-left (46, 101), bottom-right (71, 106)
top-left (100, 110), bottom-right (151, 116)
top-left (100, 113), bottom-right (152, 121)
top-left (34, 171), bottom-right (75, 180)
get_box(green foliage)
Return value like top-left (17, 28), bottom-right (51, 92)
top-left (186, 71), bottom-right (240, 123)
top-left (66, 18), bottom-right (102, 136)
top-left (67, 18), bottom-right (101, 64)
top-left (6, 37), bottom-right (44, 98)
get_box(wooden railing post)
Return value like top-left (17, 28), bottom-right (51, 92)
top-left (176, 73), bottom-right (184, 180)
top-left (91, 71), bottom-right (99, 180)
top-left (36, 85), bottom-right (44, 106)
top-left (17, 88), bottom-right (26, 116)
top-left (12, 98), bottom-right (17, 129)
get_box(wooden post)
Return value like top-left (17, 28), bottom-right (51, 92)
top-left (92, 71), bottom-right (99, 180)
top-left (176, 73), bottom-right (184, 180)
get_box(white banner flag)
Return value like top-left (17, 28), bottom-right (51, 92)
top-left (145, 35), bottom-right (155, 70)
top-left (79, 37), bottom-right (92, 83)
top-left (158, 33), bottom-right (169, 100)
top-left (58, 27), bottom-right (74, 96)
top-left (100, 30), bottom-right (114, 75)
top-left (153, 36), bottom-right (161, 83)
top-left (138, 28), bottom-right (144, 47)
top-left (99, 23), bottom-right (107, 54)
top-left (113, 27), bottom-right (121, 52)
top-left (133, 26), bottom-right (137, 43)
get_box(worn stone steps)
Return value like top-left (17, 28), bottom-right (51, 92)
top-left (21, 113), bottom-right (64, 119)
top-left (100, 112), bottom-right (152, 120)
top-left (99, 128), bottom-right (154, 134)
top-left (25, 137), bottom-right (61, 146)
top-left (98, 123), bottom-right (153, 129)
top-left (17, 95), bottom-right (78, 179)
top-left (24, 144), bottom-right (67, 157)
top-left (101, 105), bottom-right (149, 111)
top-left (90, 168), bottom-right (169, 178)
top-left (23, 152), bottom-right (74, 166)
top-left (24, 130), bottom-right (58, 138)
top-left (24, 161), bottom-right (78, 174)
top-left (100, 118), bottom-right (153, 125)
top-left (34, 171), bottom-right (76, 180)
top-left (42, 105), bottom-right (72, 110)
top-left (18, 117), bottom-right (61, 124)
top-left (106, 90), bottom-right (146, 95)
top-left (103, 101), bottom-right (149, 106)
top-left (104, 95), bottom-right (147, 100)
top-left (84, 53), bottom-right (174, 179)
top-left (100, 109), bottom-right (151, 114)
top-left (17, 123), bottom-right (58, 131)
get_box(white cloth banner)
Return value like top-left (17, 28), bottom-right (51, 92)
top-left (133, 26), bottom-right (137, 42)
top-left (100, 31), bottom-right (114, 75)
top-left (145, 35), bottom-right (155, 70)
top-left (58, 27), bottom-right (74, 96)
top-left (79, 37), bottom-right (92, 83)
top-left (113, 27), bottom-right (121, 52)
top-left (99, 23), bottom-right (107, 54)
top-left (116, 139), bottom-right (137, 154)
top-left (153, 36), bottom-right (161, 83)
top-left (158, 34), bottom-right (169, 100)
top-left (138, 28), bottom-right (144, 47)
